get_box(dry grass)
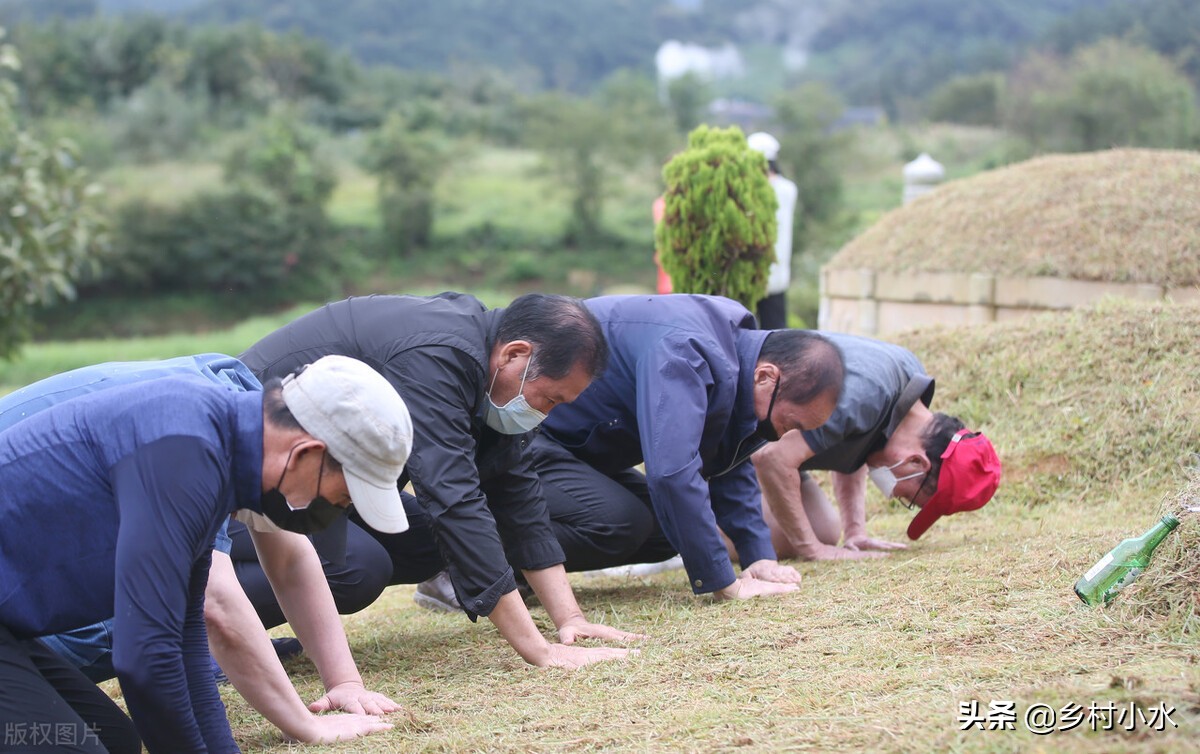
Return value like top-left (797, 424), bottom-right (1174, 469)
top-left (828, 149), bottom-right (1200, 287)
top-left (207, 300), bottom-right (1200, 752)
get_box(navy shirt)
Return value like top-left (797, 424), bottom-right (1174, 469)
top-left (0, 377), bottom-right (263, 753)
top-left (0, 353), bottom-right (261, 430)
top-left (541, 295), bottom-right (777, 594)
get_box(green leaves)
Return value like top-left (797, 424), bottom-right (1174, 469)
top-left (656, 124), bottom-right (776, 310)
top-left (0, 42), bottom-right (107, 358)
top-left (362, 112), bottom-right (447, 251)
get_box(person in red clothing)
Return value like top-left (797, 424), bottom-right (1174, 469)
top-left (652, 195), bottom-right (672, 294)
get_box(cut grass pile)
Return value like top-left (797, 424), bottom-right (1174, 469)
top-left (829, 148), bottom-right (1200, 286)
top-left (213, 299), bottom-right (1199, 752)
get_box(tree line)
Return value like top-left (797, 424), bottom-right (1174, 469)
top-left (2, 1), bottom-right (1198, 357)
top-left (10, 0), bottom-right (1190, 110)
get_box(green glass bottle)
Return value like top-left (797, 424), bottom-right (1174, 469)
top-left (1074, 514), bottom-right (1180, 606)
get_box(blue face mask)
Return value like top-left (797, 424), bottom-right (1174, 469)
top-left (485, 356), bottom-right (547, 434)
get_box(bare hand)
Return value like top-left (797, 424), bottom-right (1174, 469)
top-left (286, 713), bottom-right (394, 744)
top-left (558, 616), bottom-right (648, 645)
top-left (843, 534), bottom-right (908, 552)
top-left (740, 558), bottom-right (803, 584)
top-left (714, 578), bottom-right (798, 600)
top-left (795, 542), bottom-right (888, 561)
top-left (309, 682), bottom-right (402, 716)
top-left (539, 642), bottom-right (635, 670)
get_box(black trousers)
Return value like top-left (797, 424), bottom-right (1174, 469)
top-left (228, 518), bottom-right (395, 629)
top-left (338, 445), bottom-right (677, 580)
top-left (529, 434), bottom-right (677, 571)
top-left (345, 493), bottom-right (450, 586)
top-left (0, 627), bottom-right (139, 754)
top-left (756, 291), bottom-right (788, 330)
top-left (233, 444), bottom-right (679, 623)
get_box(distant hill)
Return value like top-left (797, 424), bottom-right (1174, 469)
top-left (806, 0), bottom-right (1104, 111)
top-left (0, 0), bottom-right (202, 22)
top-left (179, 0), bottom-right (1159, 105)
top-left (5, 0), bottom-right (1188, 110)
top-left (181, 0), bottom-right (703, 90)
top-left (98, 0), bottom-right (202, 11)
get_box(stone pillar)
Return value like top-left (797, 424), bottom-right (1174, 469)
top-left (967, 272), bottom-right (996, 324)
top-left (903, 152), bottom-right (945, 204)
top-left (857, 268), bottom-right (878, 336)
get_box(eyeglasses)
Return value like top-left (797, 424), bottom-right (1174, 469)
top-left (902, 469), bottom-right (935, 511)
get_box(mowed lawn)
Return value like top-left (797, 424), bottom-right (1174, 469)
top-left (151, 301), bottom-right (1200, 751)
top-left (4, 297), bottom-right (1198, 752)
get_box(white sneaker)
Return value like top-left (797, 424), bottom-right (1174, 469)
top-left (414, 570), bottom-right (460, 612)
top-left (580, 554), bottom-right (685, 579)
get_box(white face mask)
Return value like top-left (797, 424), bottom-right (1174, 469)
top-left (485, 356), bottom-right (547, 434)
top-left (867, 459), bottom-right (923, 498)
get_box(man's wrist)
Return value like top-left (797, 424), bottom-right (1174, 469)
top-left (555, 611), bottom-right (588, 630)
top-left (282, 714), bottom-right (321, 743)
top-left (517, 638), bottom-right (552, 666)
top-left (842, 522), bottom-right (867, 540)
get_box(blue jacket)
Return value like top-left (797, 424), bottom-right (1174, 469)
top-left (0, 354), bottom-right (259, 694)
top-left (541, 295), bottom-right (777, 593)
top-left (0, 370), bottom-right (263, 753)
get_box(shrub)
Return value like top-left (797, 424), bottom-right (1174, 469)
top-left (0, 30), bottom-right (107, 359)
top-left (100, 115), bottom-right (337, 296)
top-left (362, 113), bottom-right (447, 253)
top-left (111, 185), bottom-right (323, 293)
top-left (655, 124), bottom-right (776, 311)
top-left (1003, 39), bottom-right (1198, 152)
top-left (108, 76), bottom-right (212, 163)
top-left (926, 73), bottom-right (1004, 126)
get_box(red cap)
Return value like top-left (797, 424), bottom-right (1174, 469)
top-left (907, 429), bottom-right (1001, 540)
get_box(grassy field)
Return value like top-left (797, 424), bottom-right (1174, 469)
top-left (98, 300), bottom-right (1184, 752)
top-left (20, 122), bottom-right (1013, 343)
top-left (0, 288), bottom-right (519, 394)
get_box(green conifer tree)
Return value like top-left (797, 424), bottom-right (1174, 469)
top-left (655, 125), bottom-right (776, 311)
top-left (0, 28), bottom-right (107, 359)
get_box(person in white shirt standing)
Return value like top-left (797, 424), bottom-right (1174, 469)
top-left (747, 132), bottom-right (799, 331)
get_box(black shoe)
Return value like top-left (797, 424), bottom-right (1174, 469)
top-left (272, 636), bottom-right (304, 662)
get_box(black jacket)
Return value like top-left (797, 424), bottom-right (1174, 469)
top-left (241, 293), bottom-right (565, 618)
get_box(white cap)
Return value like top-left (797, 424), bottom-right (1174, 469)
top-left (282, 355), bottom-right (413, 533)
top-left (747, 131), bottom-right (781, 161)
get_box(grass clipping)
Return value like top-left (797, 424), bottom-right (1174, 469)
top-left (1125, 477), bottom-right (1200, 641)
top-left (829, 148), bottom-right (1200, 286)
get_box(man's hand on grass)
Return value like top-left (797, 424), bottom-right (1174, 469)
top-left (539, 643), bottom-right (637, 670)
top-left (794, 542), bottom-right (888, 561)
top-left (740, 558), bottom-right (803, 584)
top-left (285, 712), bottom-right (394, 744)
top-left (309, 681), bottom-right (401, 716)
top-left (714, 577), bottom-right (798, 600)
top-left (843, 534), bottom-right (908, 553)
top-left (557, 616), bottom-right (648, 645)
